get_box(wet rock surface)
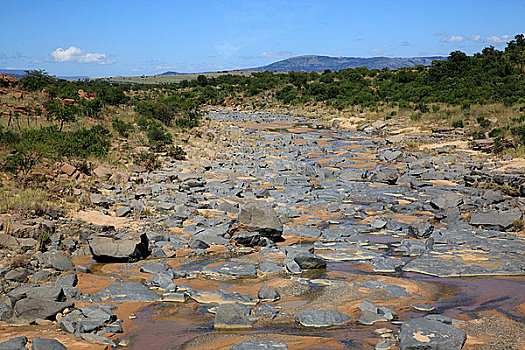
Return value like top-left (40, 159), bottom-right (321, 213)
top-left (1, 111), bottom-right (524, 349)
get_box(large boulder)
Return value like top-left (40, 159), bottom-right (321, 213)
top-left (13, 298), bottom-right (73, 322)
top-left (237, 203), bottom-right (283, 241)
top-left (92, 282), bottom-right (161, 303)
top-left (399, 316), bottom-right (466, 350)
top-left (88, 232), bottom-right (149, 262)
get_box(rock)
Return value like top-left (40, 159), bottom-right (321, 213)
top-left (214, 303), bottom-right (252, 329)
top-left (407, 221), bottom-right (434, 239)
top-left (93, 166), bottom-right (112, 179)
top-left (0, 301), bottom-right (13, 321)
top-left (370, 171), bottom-right (398, 185)
top-left (482, 190), bottom-right (504, 204)
top-left (284, 259), bottom-right (302, 274)
top-left (59, 304), bottom-right (116, 334)
top-left (399, 316), bottom-right (466, 350)
top-left (230, 340), bottom-right (289, 350)
top-left (357, 310), bottom-right (389, 325)
top-left (233, 232), bottom-right (261, 247)
top-left (88, 232), bottom-right (149, 262)
top-left (0, 336), bottom-right (27, 350)
top-left (296, 310), bottom-right (350, 327)
top-left (293, 252), bottom-right (327, 269)
top-left (258, 285), bottom-right (280, 302)
top-left (55, 274), bottom-right (78, 287)
top-left (44, 253), bottom-right (75, 271)
top-left (430, 192), bottom-right (462, 210)
top-left (5, 269), bottom-right (28, 282)
top-left (469, 208), bottom-right (522, 231)
top-left (109, 171), bottom-right (129, 184)
top-left (238, 203), bottom-right (283, 241)
top-left (92, 282), bottom-right (161, 302)
top-left (32, 338), bottom-right (67, 350)
top-left (375, 339), bottom-right (393, 350)
top-left (90, 193), bottom-right (113, 208)
top-left (204, 263), bottom-right (257, 278)
top-left (140, 262), bottom-right (171, 274)
top-left (0, 233), bottom-right (20, 249)
top-left (60, 163), bottom-right (76, 176)
top-left (115, 207), bottom-right (132, 217)
top-left (14, 298), bottom-right (73, 321)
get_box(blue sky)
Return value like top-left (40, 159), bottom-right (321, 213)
top-left (1, 0), bottom-right (524, 77)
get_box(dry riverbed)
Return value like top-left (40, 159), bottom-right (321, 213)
top-left (0, 111), bottom-right (524, 349)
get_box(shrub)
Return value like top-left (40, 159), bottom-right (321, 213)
top-left (410, 112), bottom-right (422, 121)
top-left (112, 118), bottom-right (134, 137)
top-left (451, 119), bottom-right (464, 128)
top-left (146, 123), bottom-right (172, 147)
top-left (477, 116), bottom-right (491, 128)
top-left (167, 145), bottom-right (186, 160)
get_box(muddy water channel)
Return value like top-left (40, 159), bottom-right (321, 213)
top-left (100, 112), bottom-right (525, 349)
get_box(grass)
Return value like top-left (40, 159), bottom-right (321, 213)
top-left (85, 71), bottom-right (255, 85)
top-left (0, 186), bottom-right (49, 214)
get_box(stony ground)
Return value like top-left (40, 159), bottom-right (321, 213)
top-left (1, 111), bottom-right (524, 350)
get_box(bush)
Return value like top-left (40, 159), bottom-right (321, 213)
top-left (112, 118), bottom-right (134, 137)
top-left (146, 123), bottom-right (172, 148)
top-left (451, 119), bottom-right (464, 128)
top-left (477, 116), bottom-right (491, 128)
top-left (410, 112), bottom-right (422, 121)
top-left (167, 145), bottom-right (186, 160)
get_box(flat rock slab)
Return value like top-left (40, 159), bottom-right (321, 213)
top-left (399, 317), bottom-right (466, 350)
top-left (469, 208), bottom-right (523, 231)
top-left (296, 309), bottom-right (350, 327)
top-left (189, 289), bottom-right (257, 306)
top-left (403, 244), bottom-right (525, 277)
top-left (202, 263), bottom-right (258, 278)
top-left (92, 282), bottom-right (161, 302)
top-left (316, 248), bottom-right (382, 262)
top-left (230, 340), bottom-right (289, 350)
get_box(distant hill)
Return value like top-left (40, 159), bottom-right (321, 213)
top-left (244, 55), bottom-right (445, 72)
top-left (0, 69), bottom-right (28, 79)
top-left (0, 69), bottom-right (88, 80)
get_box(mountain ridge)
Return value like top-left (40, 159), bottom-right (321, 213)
top-left (242, 55), bottom-right (446, 72)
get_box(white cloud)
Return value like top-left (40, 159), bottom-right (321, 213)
top-left (50, 46), bottom-right (113, 64)
top-left (258, 51), bottom-right (293, 59)
top-left (434, 30), bottom-right (448, 37)
top-left (484, 35), bottom-right (512, 44)
top-left (400, 41), bottom-right (410, 47)
top-left (370, 49), bottom-right (386, 55)
top-left (440, 35), bottom-right (468, 43)
top-left (471, 35), bottom-right (481, 41)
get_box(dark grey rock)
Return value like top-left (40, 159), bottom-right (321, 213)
top-left (293, 252), bottom-right (327, 269)
top-left (258, 285), bottom-right (280, 301)
top-left (296, 309), bottom-right (350, 327)
top-left (407, 221), bottom-right (434, 239)
top-left (115, 207), bottom-right (132, 217)
top-left (370, 171), bottom-right (398, 185)
top-left (92, 282), bottom-right (161, 302)
top-left (238, 203), bottom-right (283, 241)
top-left (399, 316), bottom-right (466, 350)
top-left (55, 273), bottom-right (77, 288)
top-left (139, 262), bottom-right (171, 274)
top-left (430, 192), bottom-right (462, 210)
top-left (4, 269), bottom-right (28, 282)
top-left (14, 298), bottom-right (73, 321)
top-left (32, 338), bottom-right (67, 350)
top-left (0, 336), bottom-right (27, 350)
top-left (214, 303), bottom-right (252, 329)
top-left (469, 208), bottom-right (522, 231)
top-left (233, 232), bottom-right (261, 247)
top-left (0, 301), bottom-right (13, 321)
